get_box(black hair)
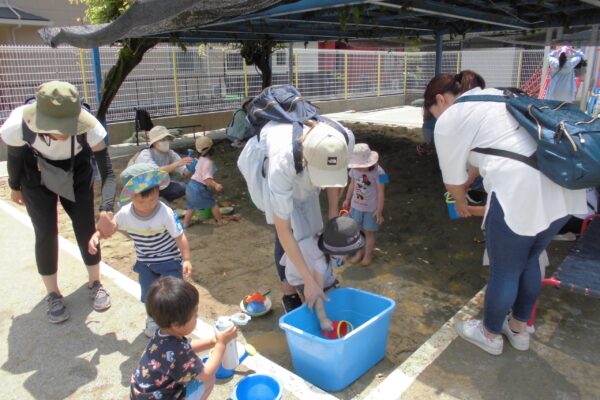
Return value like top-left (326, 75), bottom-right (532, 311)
top-left (202, 147), bottom-right (215, 157)
top-left (559, 52), bottom-right (567, 69)
top-left (139, 186), bottom-right (159, 198)
top-left (145, 276), bottom-right (199, 328)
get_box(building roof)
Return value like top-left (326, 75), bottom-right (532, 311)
top-left (0, 6), bottom-right (52, 26)
top-left (39, 0), bottom-right (600, 48)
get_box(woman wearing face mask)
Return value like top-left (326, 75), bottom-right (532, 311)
top-left (135, 125), bottom-right (193, 202)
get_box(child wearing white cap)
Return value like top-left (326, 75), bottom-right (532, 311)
top-left (343, 143), bottom-right (389, 266)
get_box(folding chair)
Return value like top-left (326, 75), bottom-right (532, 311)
top-left (134, 108), bottom-right (154, 146)
top-left (528, 214), bottom-right (600, 329)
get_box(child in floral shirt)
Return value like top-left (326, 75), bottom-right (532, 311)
top-left (130, 277), bottom-right (237, 400)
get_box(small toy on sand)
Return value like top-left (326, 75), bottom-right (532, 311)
top-left (240, 289), bottom-right (272, 317)
top-left (321, 320), bottom-right (354, 339)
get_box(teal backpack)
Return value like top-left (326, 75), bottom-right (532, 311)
top-left (455, 89), bottom-right (600, 190)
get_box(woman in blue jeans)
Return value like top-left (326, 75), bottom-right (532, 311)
top-left (423, 70), bottom-right (586, 355)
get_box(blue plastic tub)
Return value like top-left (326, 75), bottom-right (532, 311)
top-left (278, 287), bottom-right (396, 392)
top-left (232, 374), bottom-right (282, 400)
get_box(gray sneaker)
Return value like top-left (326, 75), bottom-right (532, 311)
top-left (144, 316), bottom-right (159, 338)
top-left (89, 281), bottom-right (111, 311)
top-left (45, 292), bottom-right (70, 324)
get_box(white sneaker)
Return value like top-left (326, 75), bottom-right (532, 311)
top-left (526, 324), bottom-right (536, 334)
top-left (456, 319), bottom-right (503, 356)
top-left (553, 232), bottom-right (577, 241)
top-left (144, 316), bottom-right (159, 338)
top-left (501, 317), bottom-right (530, 351)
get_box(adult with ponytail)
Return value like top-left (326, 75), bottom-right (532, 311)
top-left (423, 70), bottom-right (586, 355)
top-left (545, 46), bottom-right (585, 102)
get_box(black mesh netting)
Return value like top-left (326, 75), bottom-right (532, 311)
top-left (40, 0), bottom-right (284, 48)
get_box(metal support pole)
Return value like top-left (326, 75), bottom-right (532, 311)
top-left (79, 49), bottom-right (89, 103)
top-left (91, 47), bottom-right (102, 104)
top-left (516, 50), bottom-right (523, 88)
top-left (540, 28), bottom-right (554, 99)
top-left (288, 43), bottom-right (294, 86)
top-left (435, 32), bottom-right (443, 75)
top-left (580, 25), bottom-right (599, 111)
top-left (344, 53), bottom-right (348, 99)
top-left (172, 48), bottom-right (180, 116)
top-left (377, 53), bottom-right (381, 96)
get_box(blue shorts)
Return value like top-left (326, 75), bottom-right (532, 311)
top-left (134, 259), bottom-right (183, 302)
top-left (350, 208), bottom-right (380, 232)
top-left (185, 180), bottom-right (216, 210)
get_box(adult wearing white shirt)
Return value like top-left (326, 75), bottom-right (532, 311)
top-left (241, 119), bottom-right (354, 311)
top-left (1, 81), bottom-right (117, 324)
top-left (424, 70), bottom-right (586, 355)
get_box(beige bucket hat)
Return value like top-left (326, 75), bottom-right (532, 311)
top-left (148, 125), bottom-right (174, 146)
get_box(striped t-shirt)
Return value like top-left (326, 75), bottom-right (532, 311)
top-left (115, 201), bottom-right (183, 263)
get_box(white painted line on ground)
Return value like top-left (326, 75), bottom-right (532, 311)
top-left (0, 198), bottom-right (336, 399)
top-left (364, 290), bottom-right (485, 400)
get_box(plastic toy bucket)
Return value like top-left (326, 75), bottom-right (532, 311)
top-left (231, 374), bottom-right (282, 400)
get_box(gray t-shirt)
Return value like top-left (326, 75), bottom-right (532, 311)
top-left (136, 148), bottom-right (185, 176)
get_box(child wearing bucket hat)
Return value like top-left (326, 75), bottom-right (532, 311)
top-left (343, 143), bottom-right (389, 266)
top-left (88, 163), bottom-right (194, 337)
top-left (131, 276), bottom-right (238, 400)
top-left (184, 136), bottom-right (228, 227)
top-left (279, 216), bottom-right (365, 333)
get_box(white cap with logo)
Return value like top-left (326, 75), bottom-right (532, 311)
top-left (303, 123), bottom-right (348, 188)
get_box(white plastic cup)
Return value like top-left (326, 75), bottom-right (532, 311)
top-left (214, 316), bottom-right (239, 370)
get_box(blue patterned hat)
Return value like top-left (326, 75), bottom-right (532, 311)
top-left (118, 163), bottom-right (170, 206)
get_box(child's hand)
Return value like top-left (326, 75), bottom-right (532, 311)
top-left (182, 260), bottom-right (192, 279)
top-left (178, 157), bottom-right (194, 167)
top-left (374, 209), bottom-right (384, 225)
top-left (88, 233), bottom-right (100, 255)
top-left (215, 324), bottom-right (237, 345)
top-left (342, 200), bottom-right (350, 210)
top-left (214, 183), bottom-right (223, 192)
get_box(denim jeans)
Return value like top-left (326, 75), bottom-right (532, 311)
top-left (160, 180), bottom-right (186, 202)
top-left (483, 194), bottom-right (569, 334)
top-left (134, 259), bottom-right (183, 302)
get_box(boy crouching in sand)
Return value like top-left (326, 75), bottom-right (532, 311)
top-left (279, 216), bottom-right (364, 331)
top-left (130, 276), bottom-right (237, 400)
top-left (89, 163), bottom-right (193, 337)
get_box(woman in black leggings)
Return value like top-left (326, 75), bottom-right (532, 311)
top-left (1, 81), bottom-right (116, 323)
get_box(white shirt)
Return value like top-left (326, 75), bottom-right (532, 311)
top-left (0, 105), bottom-right (106, 160)
top-left (262, 120), bottom-right (355, 241)
top-left (115, 201), bottom-right (183, 263)
top-left (280, 235), bottom-right (336, 288)
top-left (434, 87), bottom-right (586, 236)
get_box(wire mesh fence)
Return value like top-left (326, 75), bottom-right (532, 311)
top-left (0, 45), bottom-right (544, 125)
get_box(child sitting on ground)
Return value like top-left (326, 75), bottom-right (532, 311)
top-left (130, 276), bottom-right (237, 400)
top-left (184, 137), bottom-right (227, 227)
top-left (279, 216), bottom-right (365, 331)
top-left (343, 143), bottom-right (389, 266)
top-left (88, 163), bottom-right (193, 338)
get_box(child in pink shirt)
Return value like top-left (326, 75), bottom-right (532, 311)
top-left (184, 137), bottom-right (227, 227)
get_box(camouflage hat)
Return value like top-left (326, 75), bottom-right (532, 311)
top-left (118, 163), bottom-right (170, 206)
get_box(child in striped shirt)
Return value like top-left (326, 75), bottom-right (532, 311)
top-left (88, 163), bottom-right (193, 338)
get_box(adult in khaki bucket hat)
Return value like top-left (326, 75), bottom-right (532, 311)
top-left (0, 80), bottom-right (117, 324)
top-left (22, 80), bottom-right (97, 136)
